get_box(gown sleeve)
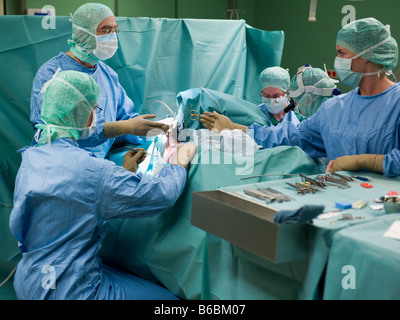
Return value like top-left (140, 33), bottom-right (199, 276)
top-left (98, 162), bottom-right (187, 220)
top-left (247, 110), bottom-right (327, 159)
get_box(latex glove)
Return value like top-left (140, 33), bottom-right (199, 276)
top-left (326, 154), bottom-right (384, 174)
top-left (200, 111), bottom-right (248, 133)
top-left (104, 114), bottom-right (169, 139)
top-left (123, 149), bottom-right (146, 173)
top-left (174, 143), bottom-right (197, 171)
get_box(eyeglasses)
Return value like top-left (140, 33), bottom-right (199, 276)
top-left (260, 93), bottom-right (286, 99)
top-left (97, 26), bottom-right (120, 35)
top-left (260, 90), bottom-right (286, 99)
top-left (94, 105), bottom-right (103, 114)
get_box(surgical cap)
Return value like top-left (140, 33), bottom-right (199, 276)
top-left (289, 67), bottom-right (336, 118)
top-left (336, 17), bottom-right (398, 70)
top-left (69, 3), bottom-right (115, 64)
top-left (36, 70), bottom-right (100, 145)
top-left (259, 67), bottom-right (290, 92)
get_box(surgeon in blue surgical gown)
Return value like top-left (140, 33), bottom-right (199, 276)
top-left (10, 70), bottom-right (196, 300)
top-left (30, 3), bottom-right (168, 159)
top-left (202, 18), bottom-right (400, 178)
top-left (257, 66), bottom-right (301, 126)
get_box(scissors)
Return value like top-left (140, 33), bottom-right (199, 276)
top-left (189, 109), bottom-right (199, 121)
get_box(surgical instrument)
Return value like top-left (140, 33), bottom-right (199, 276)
top-left (319, 174), bottom-right (350, 189)
top-left (286, 182), bottom-right (320, 194)
top-left (125, 146), bottom-right (148, 155)
top-left (240, 174), bottom-right (299, 180)
top-left (257, 187), bottom-right (292, 202)
top-left (244, 188), bottom-right (276, 203)
top-left (331, 172), bottom-right (354, 181)
top-left (299, 173), bottom-right (326, 188)
top-left (330, 213), bottom-right (365, 225)
top-left (351, 175), bottom-right (371, 181)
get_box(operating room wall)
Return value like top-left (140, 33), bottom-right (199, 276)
top-left (5, 0), bottom-right (255, 25)
top-left (254, 0), bottom-right (400, 93)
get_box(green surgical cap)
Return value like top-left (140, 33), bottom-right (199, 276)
top-left (289, 67), bottom-right (336, 118)
top-left (36, 70), bottom-right (100, 145)
top-left (69, 3), bottom-right (115, 64)
top-left (259, 66), bottom-right (290, 92)
top-left (336, 17), bottom-right (398, 70)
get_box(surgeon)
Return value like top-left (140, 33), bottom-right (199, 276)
top-left (30, 3), bottom-right (168, 159)
top-left (10, 70), bottom-right (196, 300)
top-left (289, 65), bottom-right (338, 119)
top-left (199, 67), bottom-right (300, 132)
top-left (258, 66), bottom-right (301, 126)
top-left (201, 18), bottom-right (400, 177)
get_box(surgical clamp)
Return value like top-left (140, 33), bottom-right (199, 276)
top-left (286, 182), bottom-right (319, 195)
top-left (323, 174), bottom-right (350, 188)
top-left (331, 172), bottom-right (354, 181)
top-left (317, 174), bottom-right (349, 189)
top-left (299, 173), bottom-right (326, 188)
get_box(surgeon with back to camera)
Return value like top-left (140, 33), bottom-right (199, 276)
top-left (201, 17), bottom-right (400, 178)
top-left (10, 70), bottom-right (197, 300)
top-left (30, 3), bottom-right (168, 159)
top-left (288, 65), bottom-right (339, 119)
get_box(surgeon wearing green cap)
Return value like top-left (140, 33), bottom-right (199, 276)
top-left (30, 3), bottom-right (168, 159)
top-left (258, 66), bottom-right (301, 126)
top-left (10, 70), bottom-right (196, 300)
top-left (326, 17), bottom-right (399, 174)
top-left (239, 17), bottom-right (400, 177)
top-left (289, 65), bottom-right (338, 119)
top-left (199, 66), bottom-right (301, 132)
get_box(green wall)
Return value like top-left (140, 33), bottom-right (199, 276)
top-left (26, 0), bottom-right (114, 14)
top-left (5, 0), bottom-right (254, 23)
top-left (118, 0), bottom-right (175, 18)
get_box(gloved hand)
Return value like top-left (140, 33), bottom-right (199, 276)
top-left (200, 111), bottom-right (248, 133)
top-left (104, 114), bottom-right (169, 139)
top-left (174, 143), bottom-right (197, 171)
top-left (123, 149), bottom-right (146, 173)
top-left (326, 154), bottom-right (384, 174)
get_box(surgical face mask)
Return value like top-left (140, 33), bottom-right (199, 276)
top-left (74, 24), bottom-right (118, 60)
top-left (80, 111), bottom-right (97, 140)
top-left (93, 32), bottom-right (118, 60)
top-left (262, 96), bottom-right (286, 114)
top-left (334, 57), bottom-right (387, 88)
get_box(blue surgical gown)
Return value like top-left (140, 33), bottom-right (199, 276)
top-left (248, 83), bottom-right (400, 177)
top-left (9, 138), bottom-right (187, 300)
top-left (258, 103), bottom-right (300, 127)
top-left (30, 52), bottom-right (144, 159)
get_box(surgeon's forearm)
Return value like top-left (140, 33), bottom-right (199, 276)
top-left (358, 154), bottom-right (384, 173)
top-left (104, 121), bottom-right (127, 139)
top-left (331, 154), bottom-right (384, 173)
